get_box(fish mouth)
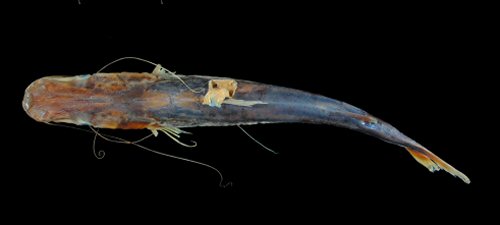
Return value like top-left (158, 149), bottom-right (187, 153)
top-left (22, 81), bottom-right (35, 114)
top-left (22, 92), bottom-right (30, 113)
top-left (22, 79), bottom-right (49, 122)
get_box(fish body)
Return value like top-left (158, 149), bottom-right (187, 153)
top-left (22, 72), bottom-right (470, 183)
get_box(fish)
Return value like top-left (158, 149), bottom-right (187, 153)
top-left (22, 67), bottom-right (470, 184)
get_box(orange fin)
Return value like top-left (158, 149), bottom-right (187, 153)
top-left (406, 146), bottom-right (470, 184)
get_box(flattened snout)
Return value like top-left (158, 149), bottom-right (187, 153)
top-left (22, 84), bottom-right (32, 114)
top-left (22, 79), bottom-right (49, 122)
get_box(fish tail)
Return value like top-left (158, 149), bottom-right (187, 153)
top-left (405, 145), bottom-right (470, 184)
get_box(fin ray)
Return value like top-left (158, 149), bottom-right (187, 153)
top-left (406, 146), bottom-right (470, 184)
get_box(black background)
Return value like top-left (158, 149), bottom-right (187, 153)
top-left (3, 0), bottom-right (495, 220)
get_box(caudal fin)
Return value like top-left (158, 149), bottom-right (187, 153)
top-left (406, 146), bottom-right (470, 184)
